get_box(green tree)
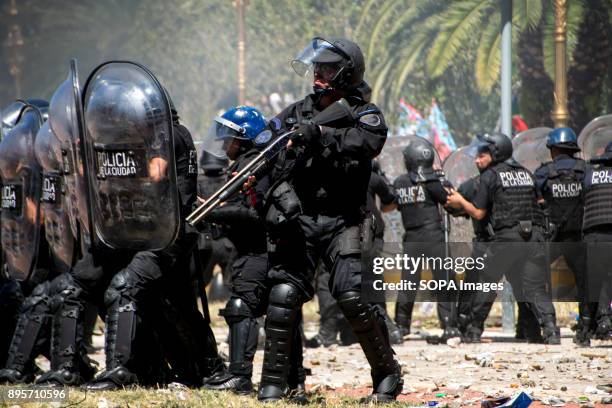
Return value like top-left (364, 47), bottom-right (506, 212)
top-left (359, 0), bottom-right (612, 133)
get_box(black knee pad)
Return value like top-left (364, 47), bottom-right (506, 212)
top-left (21, 282), bottom-right (51, 314)
top-left (220, 297), bottom-right (253, 325)
top-left (49, 274), bottom-right (82, 311)
top-left (337, 291), bottom-right (365, 319)
top-left (267, 283), bottom-right (302, 324)
top-left (104, 270), bottom-right (137, 307)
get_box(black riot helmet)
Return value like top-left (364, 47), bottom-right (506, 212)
top-left (476, 132), bottom-right (513, 163)
top-left (292, 37), bottom-right (366, 95)
top-left (402, 137), bottom-right (435, 173)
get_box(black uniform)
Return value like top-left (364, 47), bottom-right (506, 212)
top-left (0, 230), bottom-right (68, 384)
top-left (468, 160), bottom-right (558, 340)
top-left (535, 154), bottom-right (592, 337)
top-left (197, 170), bottom-right (237, 290)
top-left (40, 123), bottom-right (223, 388)
top-left (258, 93), bottom-right (401, 400)
top-left (393, 170), bottom-right (456, 332)
top-left (312, 167), bottom-right (399, 346)
top-left (581, 160), bottom-right (612, 340)
top-left (203, 146), bottom-right (306, 393)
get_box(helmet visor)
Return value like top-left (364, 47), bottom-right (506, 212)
top-left (202, 118), bottom-right (245, 159)
top-left (291, 38), bottom-right (345, 78)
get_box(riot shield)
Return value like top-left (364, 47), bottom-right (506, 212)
top-left (442, 145), bottom-right (479, 242)
top-left (578, 114), bottom-right (612, 161)
top-left (0, 104), bottom-right (43, 281)
top-left (48, 63), bottom-right (90, 245)
top-left (1, 101), bottom-right (26, 140)
top-left (511, 127), bottom-right (552, 172)
top-left (81, 61), bottom-right (180, 250)
top-left (34, 121), bottom-right (75, 270)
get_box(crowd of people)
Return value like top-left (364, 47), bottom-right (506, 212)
top-left (0, 37), bottom-right (609, 405)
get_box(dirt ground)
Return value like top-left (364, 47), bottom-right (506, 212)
top-left (9, 301), bottom-right (610, 407)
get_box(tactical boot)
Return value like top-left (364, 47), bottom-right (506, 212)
top-left (573, 317), bottom-right (591, 347)
top-left (461, 323), bottom-right (482, 343)
top-left (35, 367), bottom-right (94, 388)
top-left (594, 316), bottom-right (612, 340)
top-left (541, 320), bottom-right (561, 345)
top-left (85, 366), bottom-right (138, 391)
top-left (441, 326), bottom-right (462, 341)
top-left (203, 371), bottom-right (252, 394)
top-left (338, 292), bottom-right (402, 403)
top-left (395, 302), bottom-right (413, 337)
top-left (288, 382), bottom-right (309, 405)
top-left (364, 360), bottom-right (403, 403)
top-left (0, 368), bottom-right (35, 384)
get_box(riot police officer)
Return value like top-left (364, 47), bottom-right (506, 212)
top-left (200, 106), bottom-right (308, 398)
top-left (582, 141), bottom-right (612, 342)
top-left (0, 101), bottom-right (65, 384)
top-left (258, 37), bottom-right (402, 402)
top-left (38, 62), bottom-right (223, 389)
top-left (534, 128), bottom-right (591, 345)
top-left (393, 138), bottom-right (460, 339)
top-left (446, 132), bottom-right (560, 344)
top-left (307, 160), bottom-right (401, 348)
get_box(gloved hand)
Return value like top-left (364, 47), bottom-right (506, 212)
top-left (290, 123), bottom-right (320, 146)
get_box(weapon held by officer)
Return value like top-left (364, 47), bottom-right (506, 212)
top-left (187, 99), bottom-right (378, 226)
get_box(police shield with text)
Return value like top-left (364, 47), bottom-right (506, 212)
top-left (0, 116), bottom-right (83, 384)
top-left (0, 103), bottom-right (45, 283)
top-left (256, 37), bottom-right (402, 402)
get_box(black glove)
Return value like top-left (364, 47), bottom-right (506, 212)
top-left (290, 123), bottom-right (320, 146)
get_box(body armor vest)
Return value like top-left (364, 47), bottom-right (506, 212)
top-left (542, 160), bottom-right (584, 233)
top-left (583, 164), bottom-right (612, 231)
top-left (489, 162), bottom-right (539, 231)
top-left (395, 174), bottom-right (441, 230)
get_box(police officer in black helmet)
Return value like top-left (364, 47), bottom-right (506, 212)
top-left (534, 128), bottom-right (592, 345)
top-left (582, 141), bottom-right (612, 342)
top-left (258, 37), bottom-right (402, 402)
top-left (393, 137), bottom-right (460, 340)
top-left (446, 132), bottom-right (560, 344)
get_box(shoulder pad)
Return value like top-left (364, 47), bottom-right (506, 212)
top-left (358, 113), bottom-right (382, 127)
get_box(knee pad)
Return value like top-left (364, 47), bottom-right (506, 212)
top-left (21, 282), bottom-right (51, 314)
top-left (267, 284), bottom-right (302, 324)
top-left (220, 298), bottom-right (253, 325)
top-left (49, 274), bottom-right (82, 312)
top-left (104, 270), bottom-right (136, 307)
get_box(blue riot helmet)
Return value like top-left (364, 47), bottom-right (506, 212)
top-left (202, 106), bottom-right (270, 160)
top-left (546, 127), bottom-right (580, 151)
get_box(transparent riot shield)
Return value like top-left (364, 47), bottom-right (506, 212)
top-left (34, 121), bottom-right (75, 270)
top-left (512, 127), bottom-right (553, 172)
top-left (81, 61), bottom-right (180, 250)
top-left (442, 145), bottom-right (479, 242)
top-left (0, 104), bottom-right (43, 281)
top-left (578, 114), bottom-right (612, 161)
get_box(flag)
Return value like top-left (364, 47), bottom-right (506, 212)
top-left (397, 98), bottom-right (429, 139)
top-left (428, 100), bottom-right (457, 161)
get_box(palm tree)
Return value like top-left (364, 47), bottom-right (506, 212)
top-left (357, 0), bottom-right (612, 133)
